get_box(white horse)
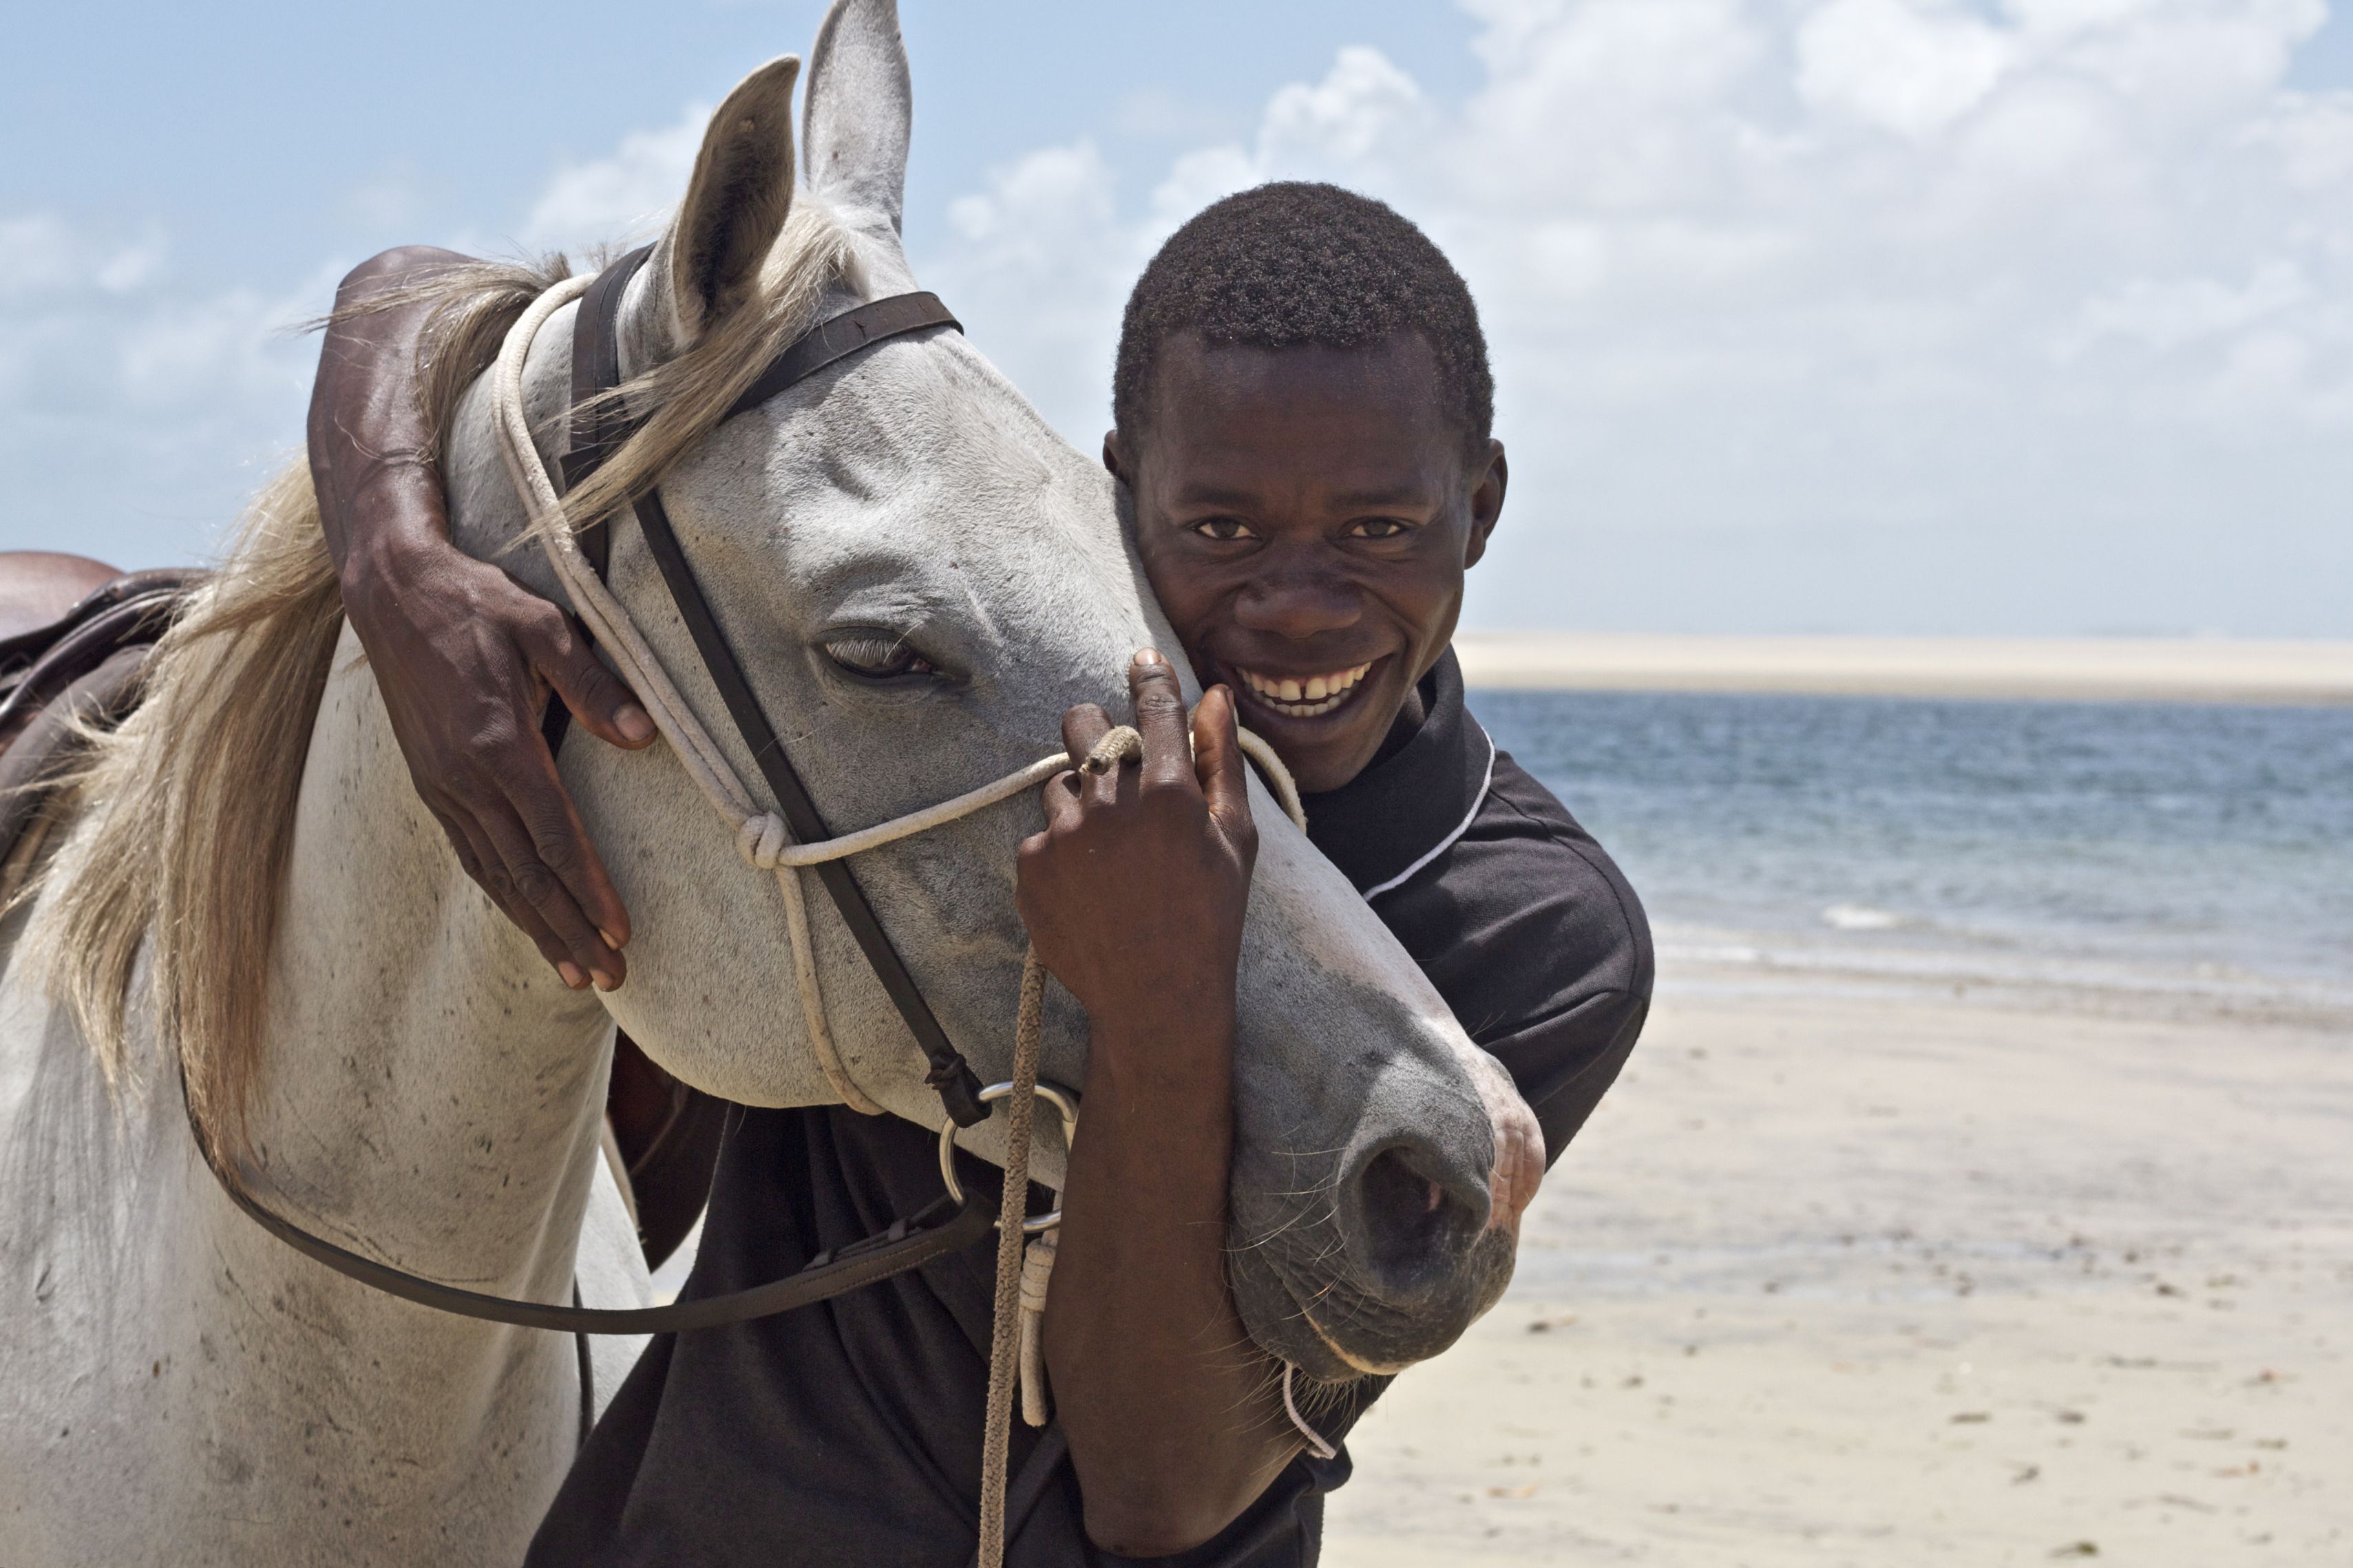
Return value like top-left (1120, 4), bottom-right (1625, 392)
top-left (0, 4), bottom-right (1543, 1562)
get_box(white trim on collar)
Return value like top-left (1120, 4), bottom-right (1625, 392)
top-left (1360, 728), bottom-right (1497, 900)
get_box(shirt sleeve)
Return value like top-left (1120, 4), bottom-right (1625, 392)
top-left (1370, 754), bottom-right (1654, 1165)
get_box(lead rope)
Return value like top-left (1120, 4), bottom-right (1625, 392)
top-left (489, 280), bottom-right (1313, 1567)
top-left (974, 725), bottom-right (1143, 1568)
top-left (979, 946), bottom-right (1050, 1568)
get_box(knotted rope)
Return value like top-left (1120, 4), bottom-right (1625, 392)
top-left (1016, 1230), bottom-right (1058, 1429)
top-left (977, 946), bottom-right (1049, 1568)
top-left (972, 723), bottom-right (1143, 1566)
top-left (491, 282), bottom-right (1311, 1568)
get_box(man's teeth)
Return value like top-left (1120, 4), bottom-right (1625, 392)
top-left (1236, 662), bottom-right (1373, 717)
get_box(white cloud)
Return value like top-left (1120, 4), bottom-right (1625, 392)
top-left (0, 211), bottom-right (324, 566)
top-left (2062, 262), bottom-right (2310, 355)
top-left (12, 6), bottom-right (2349, 631)
top-left (2245, 88), bottom-right (2353, 186)
top-left (1798, 0), bottom-right (2012, 140)
top-left (1, 104), bottom-right (716, 568)
top-left (911, 0), bottom-right (2353, 634)
top-left (1258, 45), bottom-right (1433, 169)
top-left (518, 104), bottom-right (708, 255)
top-left (927, 140), bottom-right (1137, 440)
top-left (0, 214), bottom-right (168, 301)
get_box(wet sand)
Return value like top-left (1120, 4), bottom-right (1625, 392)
top-left (1452, 633), bottom-right (2353, 706)
top-left (1322, 974), bottom-right (2353, 1565)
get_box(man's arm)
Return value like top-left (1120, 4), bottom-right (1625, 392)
top-left (309, 248), bottom-right (655, 988)
top-left (1018, 654), bottom-right (1302, 1556)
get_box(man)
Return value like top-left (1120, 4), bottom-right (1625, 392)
top-left (312, 180), bottom-right (1650, 1564)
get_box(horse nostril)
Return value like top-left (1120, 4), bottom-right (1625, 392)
top-left (1351, 1145), bottom-right (1484, 1295)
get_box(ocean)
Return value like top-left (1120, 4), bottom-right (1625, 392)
top-left (1469, 690), bottom-right (2353, 1016)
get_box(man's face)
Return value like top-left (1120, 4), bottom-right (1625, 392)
top-left (1109, 331), bottom-right (1506, 795)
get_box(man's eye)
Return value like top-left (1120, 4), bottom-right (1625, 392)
top-left (822, 635), bottom-right (936, 679)
top-left (1191, 518), bottom-right (1257, 542)
top-left (1348, 518), bottom-right (1413, 540)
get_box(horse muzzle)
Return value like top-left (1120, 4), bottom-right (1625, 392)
top-left (1227, 1081), bottom-right (1541, 1383)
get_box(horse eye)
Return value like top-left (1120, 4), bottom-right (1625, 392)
top-left (822, 635), bottom-right (935, 679)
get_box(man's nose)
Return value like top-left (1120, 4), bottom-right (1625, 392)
top-left (1232, 564), bottom-right (1360, 640)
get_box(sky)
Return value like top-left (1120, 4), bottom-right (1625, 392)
top-left (5, 0), bottom-right (2349, 635)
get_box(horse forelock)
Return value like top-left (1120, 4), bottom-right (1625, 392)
top-left (540, 201), bottom-right (858, 563)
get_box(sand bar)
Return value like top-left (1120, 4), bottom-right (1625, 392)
top-left (1322, 974), bottom-right (2352, 1565)
top-left (1453, 632), bottom-right (2353, 704)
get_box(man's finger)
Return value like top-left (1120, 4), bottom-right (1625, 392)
top-left (537, 617), bottom-right (657, 752)
top-left (1192, 686), bottom-right (1256, 844)
top-left (1127, 650), bottom-right (1194, 792)
top-left (1039, 770), bottom-right (1085, 833)
top-left (472, 795), bottom-right (624, 989)
top-left (436, 804), bottom-right (587, 986)
top-left (1060, 701), bottom-right (1123, 809)
top-left (1061, 701), bottom-right (1112, 765)
top-left (504, 735), bottom-right (634, 953)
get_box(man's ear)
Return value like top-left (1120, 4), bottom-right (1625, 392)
top-left (648, 55), bottom-right (802, 354)
top-left (1101, 431), bottom-right (1132, 485)
top-left (802, 0), bottom-right (920, 293)
top-left (1463, 440), bottom-right (1507, 570)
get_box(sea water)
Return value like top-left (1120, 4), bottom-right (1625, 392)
top-left (1470, 690), bottom-right (2353, 1012)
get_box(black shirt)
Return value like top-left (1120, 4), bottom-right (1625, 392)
top-left (527, 650), bottom-right (1652, 1567)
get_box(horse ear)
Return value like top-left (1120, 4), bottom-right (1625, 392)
top-left (660, 54), bottom-right (801, 346)
top-left (803, 0), bottom-right (911, 244)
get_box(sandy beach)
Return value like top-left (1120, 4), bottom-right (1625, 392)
top-left (1323, 966), bottom-right (2352, 1565)
top-left (1452, 633), bottom-right (2353, 706)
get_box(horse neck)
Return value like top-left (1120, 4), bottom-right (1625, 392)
top-left (239, 626), bottom-right (613, 1296)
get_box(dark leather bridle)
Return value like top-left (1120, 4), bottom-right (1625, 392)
top-left (193, 247), bottom-right (1020, 1333)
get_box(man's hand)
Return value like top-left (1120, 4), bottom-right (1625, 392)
top-left (1017, 650), bottom-right (1256, 1024)
top-left (310, 248), bottom-right (655, 989)
top-left (1020, 653), bottom-right (1300, 1556)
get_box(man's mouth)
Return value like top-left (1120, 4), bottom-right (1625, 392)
top-left (1230, 660), bottom-right (1375, 721)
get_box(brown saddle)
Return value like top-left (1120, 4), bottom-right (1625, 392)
top-left (0, 555), bottom-right (202, 862)
top-left (0, 551), bottom-right (720, 1270)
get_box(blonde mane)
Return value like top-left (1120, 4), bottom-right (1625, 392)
top-left (25, 200), bottom-right (855, 1160)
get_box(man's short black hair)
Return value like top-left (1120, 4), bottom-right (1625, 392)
top-left (1112, 181), bottom-right (1494, 454)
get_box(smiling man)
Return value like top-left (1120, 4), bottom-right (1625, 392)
top-left (1101, 182), bottom-right (1648, 1216)
top-left (1109, 189), bottom-right (1503, 801)
top-left (312, 179), bottom-right (1649, 1565)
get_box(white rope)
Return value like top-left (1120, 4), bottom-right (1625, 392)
top-left (1235, 728), bottom-right (1306, 836)
top-left (1282, 1363), bottom-right (1338, 1461)
top-left (737, 754), bottom-right (1071, 869)
top-left (1016, 1230), bottom-right (1058, 1428)
top-left (975, 950), bottom-right (1048, 1568)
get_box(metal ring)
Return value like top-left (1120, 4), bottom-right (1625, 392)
top-left (939, 1079), bottom-right (1081, 1234)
